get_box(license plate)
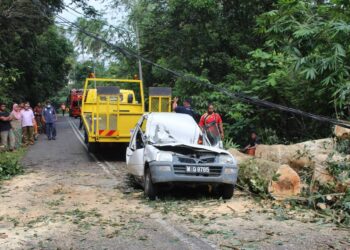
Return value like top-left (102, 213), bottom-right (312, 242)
top-left (186, 166), bottom-right (210, 173)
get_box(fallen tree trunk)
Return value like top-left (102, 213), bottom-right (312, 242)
top-left (229, 149), bottom-right (301, 200)
top-left (254, 139), bottom-right (336, 184)
top-left (268, 164), bottom-right (301, 200)
top-left (334, 125), bottom-right (350, 139)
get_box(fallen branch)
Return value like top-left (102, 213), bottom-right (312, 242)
top-left (283, 192), bottom-right (346, 202)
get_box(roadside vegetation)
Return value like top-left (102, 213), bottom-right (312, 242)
top-left (0, 149), bottom-right (25, 181)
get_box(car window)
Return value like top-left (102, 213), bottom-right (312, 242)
top-left (129, 116), bottom-right (146, 150)
top-left (140, 119), bottom-right (146, 133)
top-left (129, 127), bottom-right (138, 150)
top-left (135, 130), bottom-right (144, 149)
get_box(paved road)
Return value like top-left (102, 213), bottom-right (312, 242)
top-left (0, 116), bottom-right (349, 250)
top-left (0, 116), bottom-right (214, 250)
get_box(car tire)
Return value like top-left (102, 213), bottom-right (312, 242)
top-left (144, 168), bottom-right (157, 200)
top-left (222, 184), bottom-right (234, 199)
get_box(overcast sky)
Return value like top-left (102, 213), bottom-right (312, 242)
top-left (59, 0), bottom-right (129, 62)
top-left (61, 0), bottom-right (126, 25)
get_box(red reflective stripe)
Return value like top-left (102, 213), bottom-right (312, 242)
top-left (106, 130), bottom-right (115, 136)
top-left (99, 130), bottom-right (104, 135)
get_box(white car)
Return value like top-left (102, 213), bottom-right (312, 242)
top-left (126, 112), bottom-right (238, 200)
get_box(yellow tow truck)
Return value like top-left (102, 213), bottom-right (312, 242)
top-left (81, 78), bottom-right (171, 152)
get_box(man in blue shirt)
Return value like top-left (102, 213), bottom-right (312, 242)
top-left (42, 101), bottom-right (57, 140)
top-left (172, 97), bottom-right (199, 121)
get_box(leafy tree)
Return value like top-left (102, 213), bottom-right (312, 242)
top-left (0, 0), bottom-right (73, 105)
top-left (244, 0), bottom-right (350, 140)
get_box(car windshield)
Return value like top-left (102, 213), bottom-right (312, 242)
top-left (147, 114), bottom-right (201, 145)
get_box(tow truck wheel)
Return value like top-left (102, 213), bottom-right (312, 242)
top-left (87, 142), bottom-right (97, 153)
top-left (222, 184), bottom-right (234, 199)
top-left (84, 129), bottom-right (88, 144)
top-left (144, 168), bottom-right (157, 200)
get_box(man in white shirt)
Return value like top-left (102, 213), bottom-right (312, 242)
top-left (21, 102), bottom-right (35, 145)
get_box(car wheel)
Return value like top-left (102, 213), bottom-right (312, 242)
top-left (222, 184), bottom-right (234, 199)
top-left (144, 168), bottom-right (157, 200)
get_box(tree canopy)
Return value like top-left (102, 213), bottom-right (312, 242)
top-left (2, 0), bottom-right (350, 145)
top-left (0, 0), bottom-right (73, 105)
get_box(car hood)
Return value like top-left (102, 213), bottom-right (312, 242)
top-left (152, 142), bottom-right (229, 155)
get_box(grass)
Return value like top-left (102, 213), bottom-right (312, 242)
top-left (0, 147), bottom-right (26, 181)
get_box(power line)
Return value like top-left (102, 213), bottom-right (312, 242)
top-left (35, 1), bottom-right (350, 129)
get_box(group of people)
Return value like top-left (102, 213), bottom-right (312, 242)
top-left (0, 101), bottom-right (58, 151)
top-left (172, 97), bottom-right (259, 153)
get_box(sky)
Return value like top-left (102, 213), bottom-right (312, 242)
top-left (59, 0), bottom-right (129, 62)
top-left (61, 0), bottom-right (126, 25)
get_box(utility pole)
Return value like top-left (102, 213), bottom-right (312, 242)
top-left (135, 24), bottom-right (143, 81)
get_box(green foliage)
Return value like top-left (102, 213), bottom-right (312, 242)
top-left (335, 138), bottom-right (350, 155)
top-left (0, 149), bottom-right (25, 180)
top-left (0, 1), bottom-right (73, 105)
top-left (112, 0), bottom-right (350, 145)
top-left (237, 160), bottom-right (269, 196)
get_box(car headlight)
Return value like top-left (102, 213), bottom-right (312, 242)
top-left (218, 154), bottom-right (234, 164)
top-left (157, 166), bottom-right (171, 172)
top-left (224, 168), bottom-right (235, 174)
top-left (156, 151), bottom-right (173, 162)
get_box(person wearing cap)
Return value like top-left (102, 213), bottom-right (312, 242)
top-left (0, 103), bottom-right (15, 151)
top-left (172, 97), bottom-right (199, 121)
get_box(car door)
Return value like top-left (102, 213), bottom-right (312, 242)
top-left (126, 118), bottom-right (146, 177)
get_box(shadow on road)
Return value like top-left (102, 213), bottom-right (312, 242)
top-left (94, 143), bottom-right (128, 161)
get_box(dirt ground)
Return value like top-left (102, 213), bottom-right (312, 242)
top-left (0, 117), bottom-right (349, 250)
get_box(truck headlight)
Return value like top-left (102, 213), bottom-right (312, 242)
top-left (218, 154), bottom-right (234, 164)
top-left (156, 152), bottom-right (173, 162)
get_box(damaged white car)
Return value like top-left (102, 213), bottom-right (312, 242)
top-left (126, 112), bottom-right (238, 200)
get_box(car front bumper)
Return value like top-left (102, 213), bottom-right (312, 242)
top-left (149, 161), bottom-right (238, 185)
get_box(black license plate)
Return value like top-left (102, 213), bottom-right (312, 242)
top-left (186, 166), bottom-right (210, 173)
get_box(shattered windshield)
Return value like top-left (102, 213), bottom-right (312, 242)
top-left (147, 115), bottom-right (201, 145)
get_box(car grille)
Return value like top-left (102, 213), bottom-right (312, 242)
top-left (173, 165), bottom-right (222, 177)
top-left (178, 157), bottom-right (196, 164)
top-left (198, 157), bottom-right (216, 164)
top-left (177, 157), bottom-right (216, 164)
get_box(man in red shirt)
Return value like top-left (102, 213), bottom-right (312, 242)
top-left (199, 104), bottom-right (224, 145)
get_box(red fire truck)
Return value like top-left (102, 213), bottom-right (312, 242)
top-left (67, 89), bottom-right (83, 118)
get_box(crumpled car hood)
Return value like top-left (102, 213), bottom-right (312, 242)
top-left (152, 142), bottom-right (229, 154)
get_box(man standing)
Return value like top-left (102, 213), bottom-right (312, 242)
top-left (42, 101), bottom-right (57, 140)
top-left (0, 103), bottom-right (15, 151)
top-left (21, 102), bottom-right (35, 146)
top-left (172, 97), bottom-right (199, 121)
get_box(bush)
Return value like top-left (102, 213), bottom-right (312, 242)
top-left (0, 150), bottom-right (24, 180)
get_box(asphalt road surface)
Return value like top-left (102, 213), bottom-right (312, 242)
top-left (0, 116), bottom-right (349, 250)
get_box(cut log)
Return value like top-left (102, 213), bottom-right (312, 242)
top-left (255, 139), bottom-right (334, 169)
top-left (334, 125), bottom-right (350, 139)
top-left (254, 139), bottom-right (336, 184)
top-left (228, 148), bottom-right (251, 164)
top-left (229, 149), bottom-right (301, 200)
top-left (268, 164), bottom-right (301, 200)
